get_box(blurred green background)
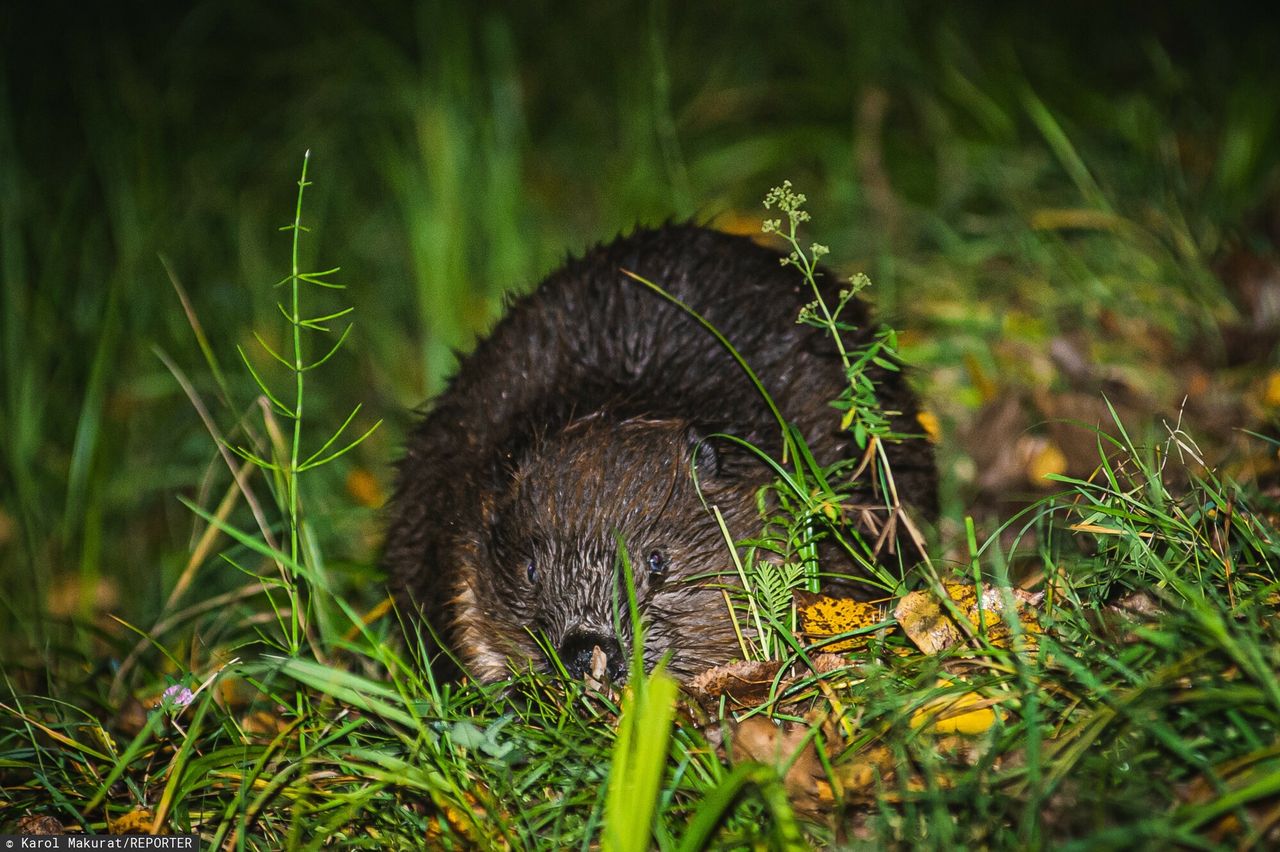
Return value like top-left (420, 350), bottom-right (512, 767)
top-left (2, 1), bottom-right (1278, 655)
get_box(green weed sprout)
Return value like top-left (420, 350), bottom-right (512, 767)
top-left (763, 180), bottom-right (903, 452)
top-left (758, 181), bottom-right (918, 588)
top-left (743, 184), bottom-right (916, 627)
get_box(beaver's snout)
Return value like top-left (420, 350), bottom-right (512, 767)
top-left (559, 629), bottom-right (626, 680)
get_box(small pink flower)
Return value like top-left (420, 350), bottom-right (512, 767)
top-left (162, 685), bottom-right (195, 707)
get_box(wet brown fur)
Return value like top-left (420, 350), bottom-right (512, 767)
top-left (383, 224), bottom-right (937, 681)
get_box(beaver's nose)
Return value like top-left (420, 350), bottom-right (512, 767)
top-left (558, 629), bottom-right (626, 681)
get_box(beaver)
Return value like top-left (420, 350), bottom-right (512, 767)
top-left (383, 224), bottom-right (936, 682)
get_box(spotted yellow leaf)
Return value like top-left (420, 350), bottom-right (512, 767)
top-left (794, 589), bottom-right (887, 653)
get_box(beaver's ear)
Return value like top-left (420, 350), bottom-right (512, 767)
top-left (685, 426), bottom-right (722, 478)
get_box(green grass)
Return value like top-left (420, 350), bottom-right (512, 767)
top-left (6, 439), bottom-right (1280, 846)
top-left (3, 2), bottom-right (1280, 848)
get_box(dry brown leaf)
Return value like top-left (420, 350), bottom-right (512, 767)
top-left (968, 395), bottom-right (1030, 495)
top-left (1087, 589), bottom-right (1165, 644)
top-left (794, 589), bottom-right (886, 653)
top-left (112, 697), bottom-right (150, 737)
top-left (687, 654), bottom-right (848, 709)
top-left (894, 581), bottom-right (1043, 655)
top-left (687, 660), bottom-right (782, 707)
top-left (1175, 750), bottom-right (1280, 846)
top-left (16, 815), bottom-right (66, 835)
top-left (240, 710), bottom-right (289, 737)
top-left (214, 672), bottom-right (260, 713)
top-left (46, 575), bottom-right (119, 619)
top-left (1036, 390), bottom-right (1150, 481)
top-left (730, 715), bottom-right (833, 816)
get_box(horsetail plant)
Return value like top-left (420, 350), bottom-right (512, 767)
top-left (228, 151), bottom-right (381, 657)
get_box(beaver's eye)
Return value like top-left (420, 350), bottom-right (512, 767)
top-left (526, 558), bottom-right (538, 585)
top-left (647, 550), bottom-right (667, 576)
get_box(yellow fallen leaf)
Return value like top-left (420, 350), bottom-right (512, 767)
top-left (345, 468), bottom-right (384, 508)
top-left (1265, 371), bottom-right (1280, 408)
top-left (809, 490), bottom-right (845, 523)
top-left (110, 809), bottom-right (156, 834)
top-left (894, 587), bottom-right (957, 655)
top-left (1023, 437), bottom-right (1067, 483)
top-left (894, 582), bottom-right (1042, 654)
top-left (910, 678), bottom-right (1005, 734)
top-left (795, 590), bottom-right (886, 653)
top-left (836, 745), bottom-right (896, 796)
top-left (425, 789), bottom-right (494, 847)
top-left (713, 210), bottom-right (772, 238)
top-left (916, 410), bottom-right (941, 444)
top-left (840, 405), bottom-right (856, 431)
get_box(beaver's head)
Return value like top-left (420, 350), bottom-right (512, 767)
top-left (450, 416), bottom-right (760, 682)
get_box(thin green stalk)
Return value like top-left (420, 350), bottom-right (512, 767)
top-left (287, 151), bottom-right (312, 653)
